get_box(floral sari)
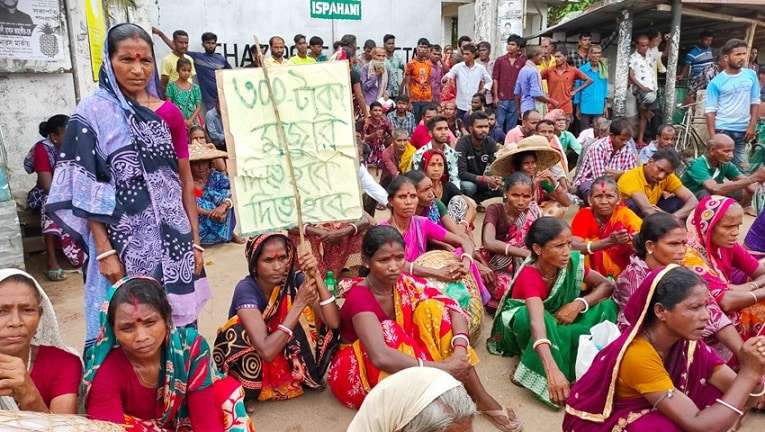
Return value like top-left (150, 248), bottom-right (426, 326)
top-left (571, 204), bottom-right (642, 279)
top-left (327, 274), bottom-right (478, 409)
top-left (197, 170), bottom-right (235, 245)
top-left (488, 252), bottom-right (617, 408)
top-left (564, 265), bottom-right (724, 431)
top-left (82, 276), bottom-right (254, 432)
top-left (214, 234), bottom-right (338, 402)
top-left (686, 195), bottom-right (765, 341)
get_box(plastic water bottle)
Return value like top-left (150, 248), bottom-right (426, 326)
top-left (324, 271), bottom-right (337, 296)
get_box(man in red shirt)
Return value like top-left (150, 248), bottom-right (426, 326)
top-left (541, 46), bottom-right (592, 116)
top-left (492, 34), bottom-right (526, 132)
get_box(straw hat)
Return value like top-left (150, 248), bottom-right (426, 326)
top-left (189, 142), bottom-right (228, 162)
top-left (489, 135), bottom-right (561, 177)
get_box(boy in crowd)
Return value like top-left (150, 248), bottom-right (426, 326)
top-left (289, 34), bottom-right (316, 65)
top-left (403, 38), bottom-right (434, 122)
top-left (387, 95), bottom-right (417, 136)
top-left (309, 36), bottom-right (327, 62)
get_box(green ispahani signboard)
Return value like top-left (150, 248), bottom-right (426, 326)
top-left (310, 0), bottom-right (361, 20)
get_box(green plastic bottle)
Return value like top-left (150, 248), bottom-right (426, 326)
top-left (324, 271), bottom-right (337, 296)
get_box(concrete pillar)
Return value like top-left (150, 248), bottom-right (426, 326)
top-left (496, 0), bottom-right (524, 54)
top-left (663, 0), bottom-right (682, 123)
top-left (474, 0), bottom-right (496, 49)
top-left (613, 8), bottom-right (633, 118)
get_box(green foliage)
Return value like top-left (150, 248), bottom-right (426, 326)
top-left (548, 0), bottom-right (599, 27)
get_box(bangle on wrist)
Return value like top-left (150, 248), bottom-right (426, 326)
top-left (715, 398), bottom-right (744, 416)
top-left (409, 262), bottom-right (414, 274)
top-left (193, 244), bottom-right (205, 253)
top-left (586, 241), bottom-right (594, 255)
top-left (751, 382), bottom-right (765, 397)
top-left (574, 297), bottom-right (590, 313)
top-left (417, 358), bottom-right (424, 367)
top-left (277, 324), bottom-right (294, 339)
top-left (749, 291), bottom-right (759, 304)
top-left (504, 244), bottom-right (510, 256)
top-left (450, 333), bottom-right (470, 348)
top-left (319, 296), bottom-right (336, 306)
top-left (350, 223), bottom-right (359, 236)
top-left (460, 253), bottom-right (474, 263)
top-left (532, 338), bottom-right (552, 350)
top-left (96, 249), bottom-right (117, 262)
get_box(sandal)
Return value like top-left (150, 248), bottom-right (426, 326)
top-left (480, 407), bottom-right (523, 432)
top-left (44, 268), bottom-right (66, 281)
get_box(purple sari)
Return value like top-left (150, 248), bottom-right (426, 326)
top-left (46, 24), bottom-right (207, 345)
top-left (563, 265), bottom-right (724, 431)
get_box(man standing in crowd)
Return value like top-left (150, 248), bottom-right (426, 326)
top-left (153, 28), bottom-right (230, 110)
top-left (574, 118), bottom-right (637, 199)
top-left (705, 38), bottom-right (762, 172)
top-left (441, 43), bottom-right (492, 119)
top-left (629, 34), bottom-right (658, 145)
top-left (403, 38), bottom-right (434, 122)
top-left (158, 29), bottom-right (196, 92)
top-left (412, 116), bottom-right (461, 188)
top-left (309, 36), bottom-right (327, 62)
top-left (452, 35), bottom-right (473, 64)
top-left (505, 109), bottom-right (541, 146)
top-left (289, 34), bottom-right (316, 65)
top-left (476, 41), bottom-right (495, 106)
top-left (264, 36), bottom-right (287, 66)
top-left (567, 32), bottom-right (592, 69)
top-left (430, 44), bottom-right (444, 102)
top-left (384, 34), bottom-right (405, 99)
top-left (679, 30), bottom-right (715, 81)
top-left (515, 46), bottom-right (558, 116)
top-left (360, 39), bottom-right (376, 66)
top-left (681, 134), bottom-right (765, 204)
top-left (577, 45), bottom-right (608, 131)
top-left (542, 45), bottom-right (591, 117)
top-left (456, 112), bottom-right (503, 204)
top-left (492, 34), bottom-right (526, 132)
top-left (538, 37), bottom-right (556, 96)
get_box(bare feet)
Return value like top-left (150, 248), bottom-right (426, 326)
top-left (232, 234), bottom-right (246, 244)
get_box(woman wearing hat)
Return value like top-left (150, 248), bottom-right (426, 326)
top-left (189, 139), bottom-right (242, 245)
top-left (490, 135), bottom-right (570, 218)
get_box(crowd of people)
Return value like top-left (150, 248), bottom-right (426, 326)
top-left (7, 19), bottom-right (765, 432)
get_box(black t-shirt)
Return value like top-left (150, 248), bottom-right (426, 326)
top-left (0, 7), bottom-right (34, 37)
top-left (350, 69), bottom-right (361, 86)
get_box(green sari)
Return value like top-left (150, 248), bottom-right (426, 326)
top-left (487, 251), bottom-right (617, 408)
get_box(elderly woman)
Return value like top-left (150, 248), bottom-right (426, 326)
top-left (686, 195), bottom-right (765, 342)
top-left (565, 265), bottom-right (765, 431)
top-left (23, 115), bottom-right (84, 281)
top-left (571, 176), bottom-right (642, 279)
top-left (488, 217), bottom-right (617, 408)
top-left (0, 269), bottom-right (81, 413)
top-left (46, 23), bottom-right (206, 346)
top-left (84, 276), bottom-right (253, 431)
top-left (329, 226), bottom-right (522, 432)
top-left (348, 367), bottom-right (476, 432)
top-left (189, 141), bottom-right (242, 245)
top-left (214, 234), bottom-right (340, 412)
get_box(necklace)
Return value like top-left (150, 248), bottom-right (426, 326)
top-left (390, 217), bottom-right (410, 236)
top-left (132, 363), bottom-right (159, 388)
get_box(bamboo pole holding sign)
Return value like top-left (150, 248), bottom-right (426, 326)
top-left (252, 37), bottom-right (306, 244)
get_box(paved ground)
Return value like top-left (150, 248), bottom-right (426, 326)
top-left (27, 206), bottom-right (764, 431)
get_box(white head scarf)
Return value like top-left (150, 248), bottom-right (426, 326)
top-left (347, 367), bottom-right (463, 432)
top-left (0, 268), bottom-right (75, 411)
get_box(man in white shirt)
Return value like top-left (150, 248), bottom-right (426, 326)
top-left (629, 34), bottom-right (658, 145)
top-left (441, 43), bottom-right (492, 119)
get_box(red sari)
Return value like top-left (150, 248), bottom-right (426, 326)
top-left (571, 204), bottom-right (642, 279)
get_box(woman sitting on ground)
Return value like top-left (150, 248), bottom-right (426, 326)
top-left (189, 126), bottom-right (226, 172)
top-left (407, 170), bottom-right (471, 242)
top-left (686, 195), bottom-right (765, 342)
top-left (0, 269), bottom-right (81, 413)
top-left (564, 265), bottom-right (765, 432)
top-left (214, 234), bottom-right (340, 412)
top-left (479, 173), bottom-right (539, 309)
top-left (384, 175), bottom-right (490, 303)
top-left (571, 176), bottom-right (642, 279)
top-left (23, 115), bottom-right (84, 281)
top-left (380, 128), bottom-right (416, 190)
top-left (189, 140), bottom-right (243, 246)
top-left (420, 149), bottom-right (477, 231)
top-left (488, 217), bottom-right (617, 408)
top-left (328, 226), bottom-right (522, 432)
top-left (616, 213), bottom-right (744, 361)
top-left (545, 109), bottom-right (581, 169)
top-left (84, 276), bottom-right (253, 431)
top-left (348, 367), bottom-right (476, 432)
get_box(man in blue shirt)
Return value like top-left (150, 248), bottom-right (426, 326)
top-left (680, 30), bottom-right (714, 81)
top-left (154, 28), bottom-right (232, 111)
top-left (514, 45), bottom-right (557, 116)
top-left (705, 38), bottom-right (761, 171)
top-left (576, 45), bottom-right (608, 131)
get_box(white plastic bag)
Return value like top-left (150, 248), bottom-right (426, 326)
top-left (575, 321), bottom-right (620, 380)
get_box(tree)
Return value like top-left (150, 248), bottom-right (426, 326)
top-left (548, 0), bottom-right (599, 27)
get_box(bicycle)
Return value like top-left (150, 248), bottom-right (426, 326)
top-left (673, 100), bottom-right (706, 160)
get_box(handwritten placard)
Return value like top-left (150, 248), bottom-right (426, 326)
top-left (216, 62), bottom-right (362, 235)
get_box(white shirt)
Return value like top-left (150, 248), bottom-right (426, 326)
top-left (358, 165), bottom-right (388, 205)
top-left (629, 51), bottom-right (658, 91)
top-left (444, 61), bottom-right (493, 111)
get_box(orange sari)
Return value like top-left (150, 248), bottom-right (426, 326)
top-left (571, 204), bottom-right (642, 279)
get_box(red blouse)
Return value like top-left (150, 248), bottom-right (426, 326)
top-left (340, 284), bottom-right (393, 342)
top-left (30, 346), bottom-right (82, 407)
top-left (511, 265), bottom-right (589, 300)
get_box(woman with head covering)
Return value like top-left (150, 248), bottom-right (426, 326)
top-left (214, 234), bottom-right (340, 412)
top-left (45, 23), bottom-right (208, 347)
top-left (615, 213), bottom-right (743, 361)
top-left (419, 149), bottom-right (477, 230)
top-left (329, 226), bottom-right (522, 431)
top-left (564, 265), bottom-right (765, 431)
top-left (23, 115), bottom-right (84, 281)
top-left (348, 367), bottom-right (476, 432)
top-left (488, 217), bottom-right (617, 408)
top-left (685, 195), bottom-right (765, 342)
top-left (83, 276), bottom-right (254, 432)
top-left (570, 176), bottom-right (642, 279)
top-left (0, 269), bottom-right (81, 413)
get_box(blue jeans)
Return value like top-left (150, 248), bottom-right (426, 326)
top-left (461, 180), bottom-right (503, 203)
top-left (716, 129), bottom-right (748, 172)
top-left (412, 101), bottom-right (430, 123)
top-left (496, 99), bottom-right (518, 132)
